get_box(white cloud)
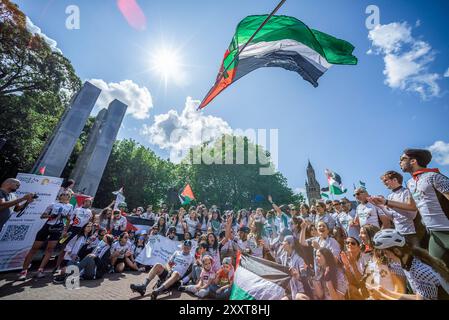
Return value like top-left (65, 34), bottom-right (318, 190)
top-left (428, 141), bottom-right (449, 165)
top-left (25, 17), bottom-right (62, 54)
top-left (415, 20), bottom-right (421, 27)
top-left (444, 68), bottom-right (449, 78)
top-left (88, 79), bottom-right (153, 120)
top-left (140, 97), bottom-right (232, 161)
top-left (368, 22), bottom-right (441, 100)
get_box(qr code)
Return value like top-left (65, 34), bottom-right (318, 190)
top-left (0, 225), bottom-right (30, 242)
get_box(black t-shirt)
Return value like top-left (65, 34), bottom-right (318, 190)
top-left (0, 190), bottom-right (15, 232)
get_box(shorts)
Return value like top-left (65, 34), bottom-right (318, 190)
top-left (115, 257), bottom-right (126, 265)
top-left (159, 268), bottom-right (170, 281)
top-left (35, 224), bottom-right (62, 242)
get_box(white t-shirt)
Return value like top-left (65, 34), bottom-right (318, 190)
top-left (356, 202), bottom-right (382, 228)
top-left (111, 240), bottom-right (132, 259)
top-left (111, 216), bottom-right (127, 231)
top-left (407, 172), bottom-right (449, 231)
top-left (44, 202), bottom-right (73, 226)
top-left (70, 207), bottom-right (92, 228)
top-left (168, 251), bottom-right (193, 276)
top-left (185, 217), bottom-right (198, 236)
top-left (174, 219), bottom-right (185, 234)
top-left (380, 187), bottom-right (417, 235)
top-left (336, 210), bottom-right (360, 239)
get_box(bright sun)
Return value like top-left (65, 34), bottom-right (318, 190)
top-left (150, 48), bottom-right (182, 84)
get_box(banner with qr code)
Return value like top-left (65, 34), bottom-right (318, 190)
top-left (0, 173), bottom-right (63, 271)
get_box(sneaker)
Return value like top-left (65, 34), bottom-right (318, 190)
top-left (18, 270), bottom-right (27, 281)
top-left (53, 275), bottom-right (66, 284)
top-left (108, 267), bottom-right (115, 274)
top-left (138, 267), bottom-right (146, 272)
top-left (52, 268), bottom-right (61, 275)
top-left (35, 270), bottom-right (45, 279)
top-left (178, 285), bottom-right (186, 292)
top-left (130, 284), bottom-right (146, 297)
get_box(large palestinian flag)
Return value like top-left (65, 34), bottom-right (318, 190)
top-left (199, 15), bottom-right (357, 109)
top-left (230, 251), bottom-right (291, 300)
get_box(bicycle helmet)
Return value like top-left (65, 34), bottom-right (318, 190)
top-left (373, 229), bottom-right (406, 250)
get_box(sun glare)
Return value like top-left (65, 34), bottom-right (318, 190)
top-left (150, 48), bottom-right (183, 85)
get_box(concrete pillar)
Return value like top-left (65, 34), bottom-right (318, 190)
top-left (74, 99), bottom-right (127, 197)
top-left (32, 81), bottom-right (101, 177)
top-left (70, 108), bottom-right (107, 186)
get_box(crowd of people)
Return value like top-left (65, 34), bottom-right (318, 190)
top-left (1, 148), bottom-right (449, 300)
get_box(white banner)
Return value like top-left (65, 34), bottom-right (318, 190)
top-left (136, 235), bottom-right (197, 266)
top-left (0, 173), bottom-right (63, 271)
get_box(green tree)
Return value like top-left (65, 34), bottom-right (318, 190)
top-left (94, 139), bottom-right (175, 209)
top-left (174, 135), bottom-right (299, 209)
top-left (0, 0), bottom-right (81, 181)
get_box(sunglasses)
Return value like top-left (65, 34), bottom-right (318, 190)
top-left (345, 241), bottom-right (357, 246)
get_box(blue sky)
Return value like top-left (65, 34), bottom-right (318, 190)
top-left (15, 0), bottom-right (449, 199)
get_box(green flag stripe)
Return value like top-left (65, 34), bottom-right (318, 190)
top-left (230, 284), bottom-right (256, 300)
top-left (233, 15), bottom-right (357, 65)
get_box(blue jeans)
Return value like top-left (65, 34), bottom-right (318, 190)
top-left (209, 284), bottom-right (231, 300)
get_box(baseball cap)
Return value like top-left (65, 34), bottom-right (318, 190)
top-left (183, 240), bottom-right (192, 247)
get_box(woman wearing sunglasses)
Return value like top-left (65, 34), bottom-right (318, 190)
top-left (340, 237), bottom-right (369, 299)
top-left (110, 232), bottom-right (139, 273)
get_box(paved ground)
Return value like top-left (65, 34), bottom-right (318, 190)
top-left (0, 269), bottom-right (197, 300)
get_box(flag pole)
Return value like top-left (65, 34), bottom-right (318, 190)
top-left (197, 0), bottom-right (287, 111)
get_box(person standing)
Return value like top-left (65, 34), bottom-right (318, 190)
top-left (395, 149), bottom-right (449, 265)
top-left (372, 171), bottom-right (419, 247)
top-left (354, 188), bottom-right (390, 229)
top-left (336, 198), bottom-right (360, 240)
top-left (18, 192), bottom-right (73, 280)
top-left (0, 178), bottom-right (35, 232)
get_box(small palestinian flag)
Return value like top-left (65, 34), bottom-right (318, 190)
top-left (179, 184), bottom-right (195, 205)
top-left (199, 15), bottom-right (357, 109)
top-left (230, 252), bottom-right (291, 300)
top-left (38, 166), bottom-right (46, 175)
top-left (325, 169), bottom-right (347, 195)
top-left (69, 194), bottom-right (91, 208)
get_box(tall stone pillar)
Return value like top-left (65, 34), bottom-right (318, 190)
top-left (74, 99), bottom-right (127, 197)
top-left (70, 108), bottom-right (107, 185)
top-left (32, 82), bottom-right (101, 177)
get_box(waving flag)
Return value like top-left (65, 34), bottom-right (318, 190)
top-left (199, 15), bottom-right (357, 110)
top-left (179, 184), bottom-right (195, 205)
top-left (230, 252), bottom-right (291, 300)
top-left (69, 194), bottom-right (92, 208)
top-left (325, 169), bottom-right (347, 195)
top-left (112, 187), bottom-right (126, 210)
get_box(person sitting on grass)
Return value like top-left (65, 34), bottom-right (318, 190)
top-left (130, 240), bottom-right (194, 299)
top-left (179, 254), bottom-right (216, 298)
top-left (208, 257), bottom-right (234, 299)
